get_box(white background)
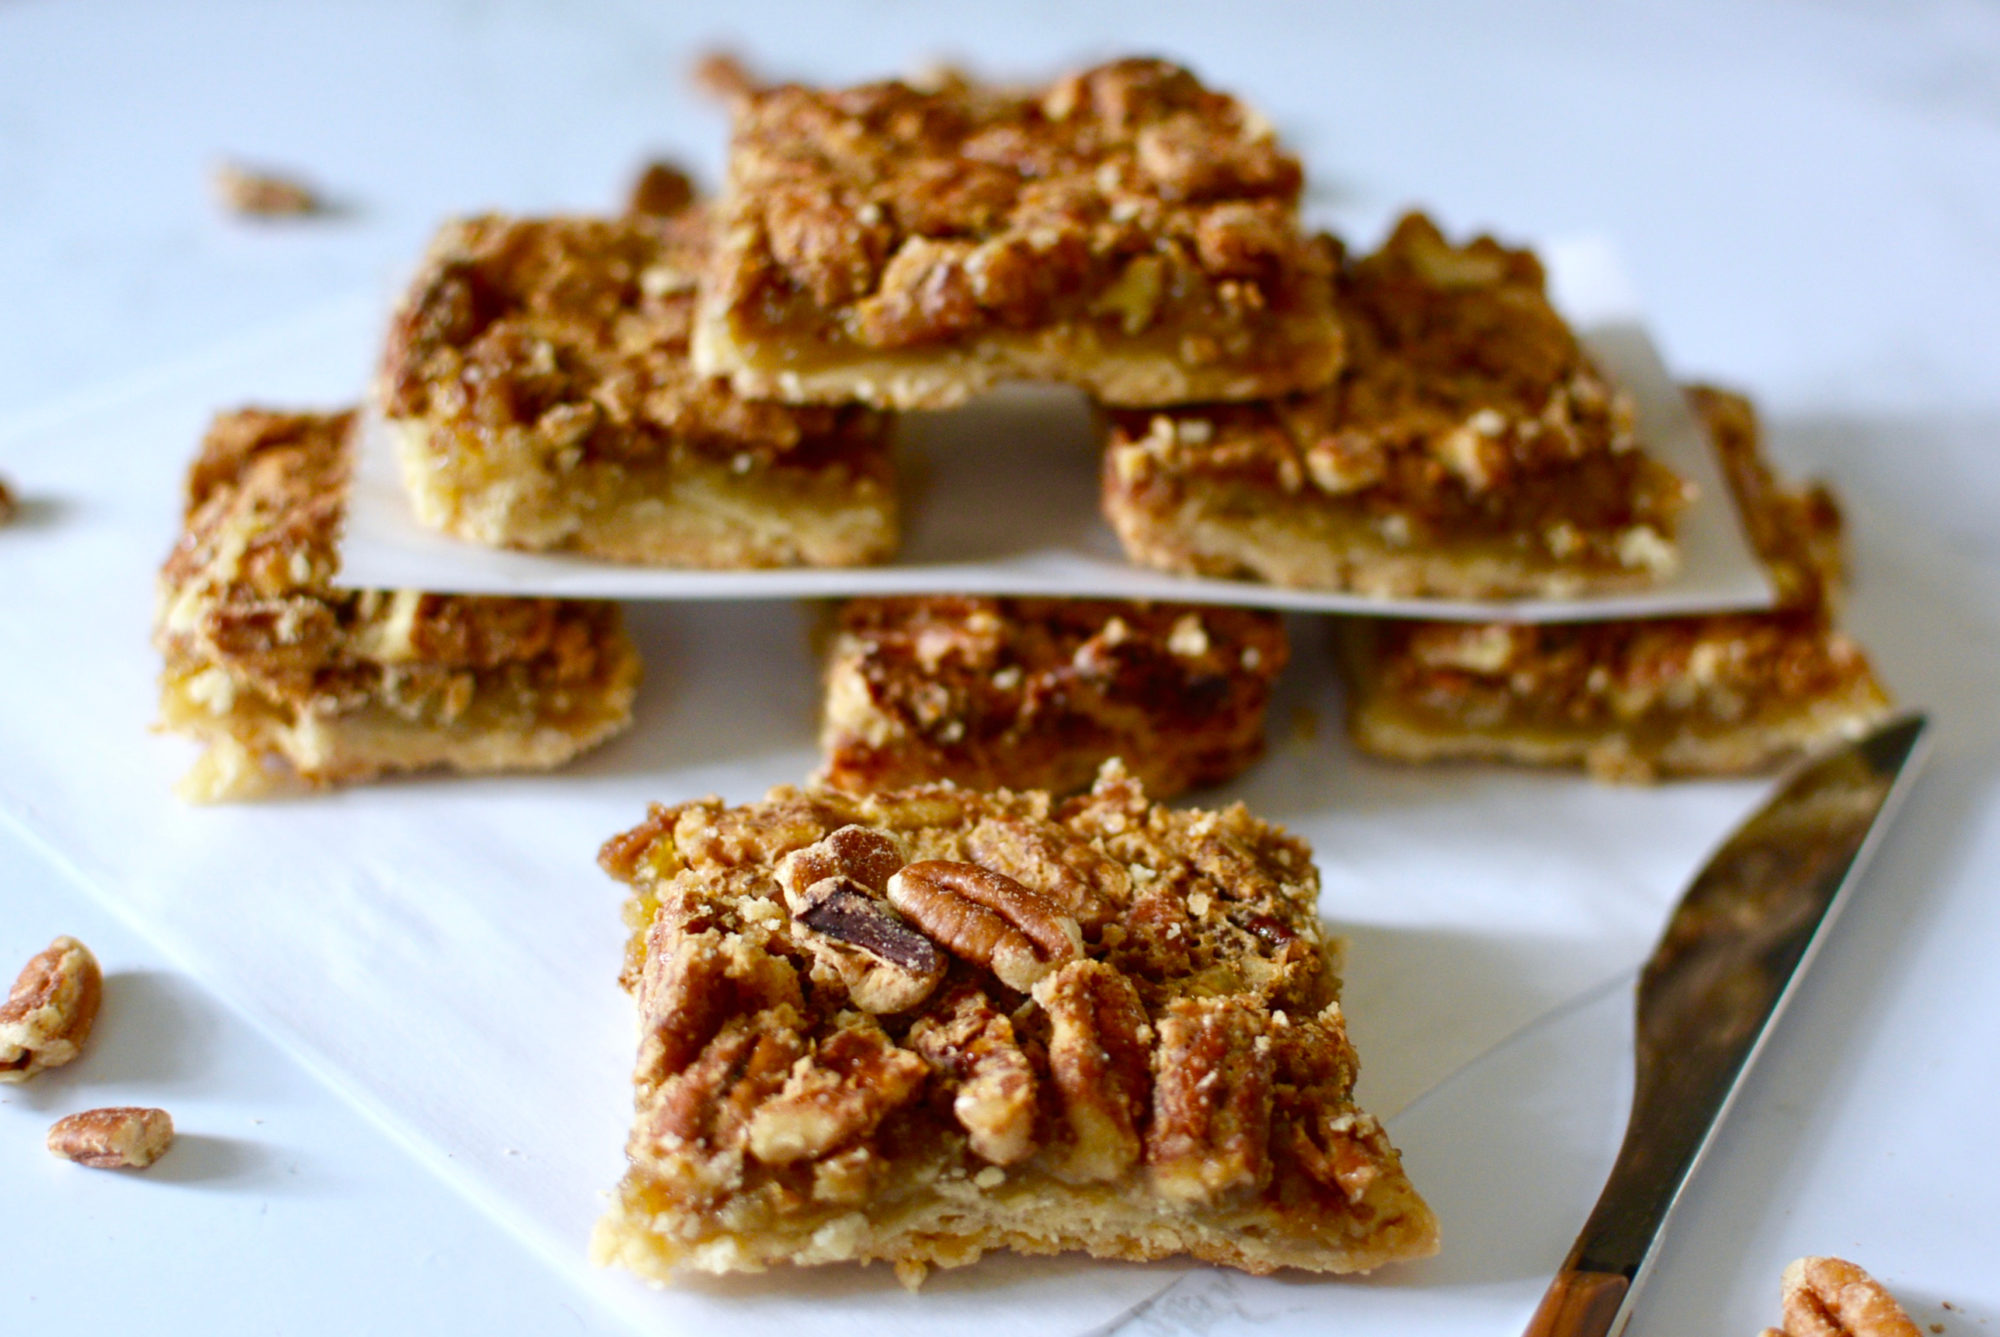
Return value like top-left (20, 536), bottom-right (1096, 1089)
top-left (3, 2), bottom-right (1999, 1334)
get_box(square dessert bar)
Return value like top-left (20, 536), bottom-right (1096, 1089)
top-left (1103, 213), bottom-right (1691, 597)
top-left (595, 767), bottom-right (1437, 1283)
top-left (379, 206), bottom-right (898, 566)
top-left (819, 596), bottom-right (1288, 799)
top-left (693, 58), bottom-right (1343, 409)
top-left (155, 409), bottom-right (641, 800)
top-left (1338, 386), bottom-right (1892, 781)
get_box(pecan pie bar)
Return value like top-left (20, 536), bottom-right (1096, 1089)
top-left (155, 408), bottom-right (640, 800)
top-left (595, 766), bottom-right (1437, 1284)
top-left (1338, 386), bottom-right (1891, 781)
top-left (692, 58), bottom-right (1342, 410)
top-left (379, 207), bottom-right (897, 566)
top-left (1103, 213), bottom-right (1691, 597)
top-left (819, 596), bottom-right (1288, 798)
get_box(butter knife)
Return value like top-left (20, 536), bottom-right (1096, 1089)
top-left (1524, 713), bottom-right (1930, 1337)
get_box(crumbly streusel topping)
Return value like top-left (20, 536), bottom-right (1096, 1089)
top-left (1372, 387), bottom-right (1872, 724)
top-left (599, 765), bottom-right (1403, 1246)
top-left (381, 211), bottom-right (888, 468)
top-left (156, 409), bottom-right (625, 712)
top-left (709, 58), bottom-right (1336, 353)
top-left (821, 596), bottom-right (1288, 795)
top-left (1109, 213), bottom-right (1687, 539)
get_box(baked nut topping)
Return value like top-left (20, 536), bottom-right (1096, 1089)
top-left (1767, 1256), bottom-right (1922, 1337)
top-left (1338, 385), bottom-right (1892, 780)
top-left (594, 765), bottom-right (1436, 1283)
top-left (47, 1107), bottom-right (175, 1169)
top-left (379, 203), bottom-right (898, 567)
top-left (818, 596), bottom-right (1288, 799)
top-left (0, 936), bottom-right (102, 1082)
top-left (154, 408), bottom-right (640, 799)
top-left (1103, 212), bottom-right (1691, 597)
top-left (693, 58), bottom-right (1342, 409)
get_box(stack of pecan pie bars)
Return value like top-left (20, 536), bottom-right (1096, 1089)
top-left (151, 54), bottom-right (1894, 1290)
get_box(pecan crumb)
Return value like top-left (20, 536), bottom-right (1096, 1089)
top-left (48, 1107), bottom-right (175, 1169)
top-left (0, 477), bottom-right (16, 524)
top-left (213, 161), bottom-right (324, 217)
top-left (692, 50), bottom-right (759, 103)
top-left (0, 936), bottom-right (102, 1082)
top-left (626, 160), bottom-right (696, 218)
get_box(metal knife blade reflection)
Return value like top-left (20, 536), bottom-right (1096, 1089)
top-left (1523, 713), bottom-right (1930, 1337)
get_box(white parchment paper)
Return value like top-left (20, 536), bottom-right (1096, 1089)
top-left (337, 240), bottom-right (1773, 622)
top-left (0, 297), bottom-right (1789, 1333)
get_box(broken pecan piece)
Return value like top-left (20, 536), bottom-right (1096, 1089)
top-left (779, 824), bottom-right (907, 898)
top-left (634, 909), bottom-right (803, 1091)
top-left (745, 1015), bottom-right (929, 1165)
top-left (1, 936), bottom-right (103, 1083)
top-left (908, 987), bottom-right (1038, 1165)
top-left (638, 1006), bottom-right (808, 1161)
top-left (1146, 997), bottom-right (1274, 1205)
top-left (47, 1107), bottom-right (175, 1169)
top-left (1773, 1257), bottom-right (1922, 1337)
top-left (793, 877), bottom-right (945, 1014)
top-left (887, 860), bottom-right (1082, 990)
top-left (1034, 959), bottom-right (1153, 1182)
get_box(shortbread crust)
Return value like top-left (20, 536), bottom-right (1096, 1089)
top-left (819, 597), bottom-right (1287, 798)
top-left (1339, 386), bottom-right (1891, 781)
top-left (1103, 214), bottom-right (1690, 597)
top-left (155, 409), bottom-right (640, 799)
top-left (693, 59), bottom-right (1342, 409)
top-left (380, 210), bottom-right (897, 567)
top-left (595, 766), bottom-right (1437, 1284)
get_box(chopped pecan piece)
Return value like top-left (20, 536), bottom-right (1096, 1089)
top-left (47, 1107), bottom-right (175, 1169)
top-left (1, 936), bottom-right (103, 1083)
top-left (745, 1015), bottom-right (928, 1164)
top-left (888, 860), bottom-right (1082, 990)
top-left (1773, 1257), bottom-right (1922, 1337)
top-left (213, 161), bottom-right (323, 217)
top-left (626, 160), bottom-right (696, 218)
top-left (639, 1007), bottom-right (808, 1158)
top-left (908, 987), bottom-right (1038, 1165)
top-left (792, 877), bottom-right (945, 1014)
top-left (1146, 997), bottom-right (1274, 1204)
top-left (1034, 960), bottom-right (1153, 1182)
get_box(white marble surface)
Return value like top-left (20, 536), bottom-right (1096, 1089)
top-left (3, 2), bottom-right (1999, 1334)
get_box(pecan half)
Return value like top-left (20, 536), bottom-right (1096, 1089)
top-left (634, 910), bottom-right (802, 1091)
top-left (745, 1015), bottom-right (929, 1165)
top-left (47, 1107), bottom-right (175, 1169)
top-left (1775, 1257), bottom-right (1921, 1337)
top-left (793, 877), bottom-right (945, 1014)
top-left (1146, 997), bottom-right (1274, 1204)
top-left (1034, 960), bottom-right (1153, 1182)
top-left (964, 817), bottom-right (1126, 932)
top-left (908, 987), bottom-right (1038, 1165)
top-left (887, 860), bottom-right (1082, 990)
top-left (639, 1007), bottom-right (809, 1159)
top-left (1, 936), bottom-right (103, 1083)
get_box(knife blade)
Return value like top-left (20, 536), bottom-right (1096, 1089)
top-left (1523, 713), bottom-right (1930, 1337)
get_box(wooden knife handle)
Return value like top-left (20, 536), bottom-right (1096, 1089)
top-left (1523, 1270), bottom-right (1630, 1337)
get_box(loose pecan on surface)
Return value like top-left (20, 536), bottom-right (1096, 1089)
top-left (47, 1107), bottom-right (175, 1169)
top-left (1765, 1256), bottom-right (1922, 1337)
top-left (0, 936), bottom-right (103, 1083)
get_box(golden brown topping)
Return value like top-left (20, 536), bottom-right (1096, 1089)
top-left (626, 160), bottom-right (698, 218)
top-left (887, 860), bottom-right (1082, 991)
top-left (0, 936), bottom-right (102, 1083)
top-left (47, 1107), bottom-right (175, 1169)
top-left (1772, 1257), bottom-right (1922, 1337)
top-left (745, 1015), bottom-right (929, 1164)
top-left (1034, 959), bottom-right (1153, 1182)
top-left (213, 161), bottom-right (323, 217)
top-left (907, 986), bottom-right (1038, 1165)
top-left (1146, 997), bottom-right (1274, 1205)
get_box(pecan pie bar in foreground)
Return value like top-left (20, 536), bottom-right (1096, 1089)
top-left (819, 596), bottom-right (1288, 798)
top-left (155, 409), bottom-right (640, 800)
top-left (380, 207), bottom-right (897, 566)
top-left (1103, 213), bottom-right (1690, 597)
top-left (1337, 386), bottom-right (1891, 781)
top-left (692, 58), bottom-right (1342, 409)
top-left (595, 767), bottom-right (1437, 1284)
